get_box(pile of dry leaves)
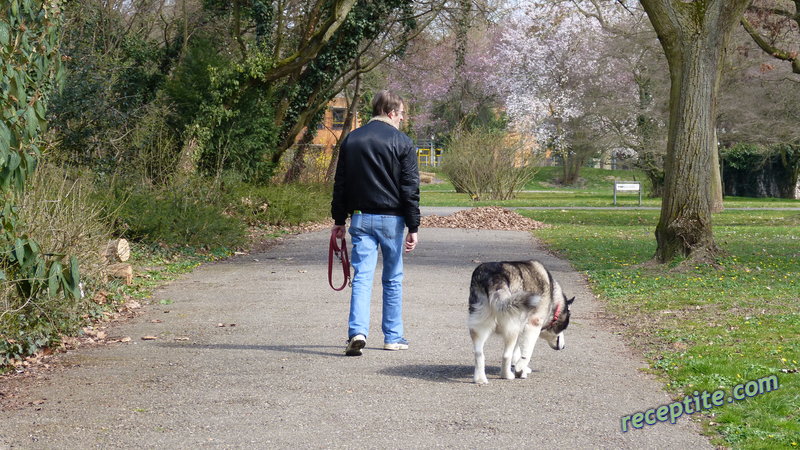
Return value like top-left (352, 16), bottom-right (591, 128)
top-left (422, 207), bottom-right (549, 231)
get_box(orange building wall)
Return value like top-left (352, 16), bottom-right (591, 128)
top-left (308, 96), bottom-right (360, 154)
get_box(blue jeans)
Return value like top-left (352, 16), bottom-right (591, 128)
top-left (348, 213), bottom-right (406, 344)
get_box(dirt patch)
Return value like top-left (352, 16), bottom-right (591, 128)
top-left (422, 206), bottom-right (549, 231)
top-left (0, 301), bottom-right (145, 410)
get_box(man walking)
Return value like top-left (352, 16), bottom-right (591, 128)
top-left (331, 90), bottom-right (420, 356)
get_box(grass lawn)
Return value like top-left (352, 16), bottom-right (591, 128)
top-left (420, 171), bottom-right (800, 448)
top-left (420, 167), bottom-right (800, 209)
top-left (519, 209), bottom-right (799, 448)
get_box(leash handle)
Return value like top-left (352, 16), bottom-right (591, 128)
top-left (328, 229), bottom-right (350, 291)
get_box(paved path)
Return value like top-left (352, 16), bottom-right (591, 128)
top-left (0, 226), bottom-right (712, 448)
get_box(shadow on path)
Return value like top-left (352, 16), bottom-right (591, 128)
top-left (378, 363), bottom-right (517, 384)
top-left (157, 342), bottom-right (344, 358)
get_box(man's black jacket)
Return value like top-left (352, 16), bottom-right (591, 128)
top-left (331, 119), bottom-right (420, 233)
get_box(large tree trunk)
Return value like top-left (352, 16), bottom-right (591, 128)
top-left (640, 0), bottom-right (751, 263)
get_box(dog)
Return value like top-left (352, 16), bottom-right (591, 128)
top-left (468, 260), bottom-right (575, 384)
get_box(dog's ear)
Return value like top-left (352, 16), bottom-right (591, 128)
top-left (566, 296), bottom-right (575, 305)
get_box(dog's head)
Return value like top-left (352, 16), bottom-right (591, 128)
top-left (541, 293), bottom-right (575, 350)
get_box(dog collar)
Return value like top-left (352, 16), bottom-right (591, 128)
top-left (545, 303), bottom-right (562, 330)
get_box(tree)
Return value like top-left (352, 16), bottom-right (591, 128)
top-left (488, 5), bottom-right (624, 184)
top-left (718, 19), bottom-right (800, 147)
top-left (558, 1), bottom-right (671, 195)
top-left (639, 0), bottom-right (752, 262)
top-left (741, 0), bottom-right (800, 75)
top-left (243, 0), bottom-right (360, 84)
top-left (388, 1), bottom-right (507, 139)
top-left (265, 0), bottom-right (441, 171)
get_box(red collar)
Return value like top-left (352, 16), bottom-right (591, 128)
top-left (545, 303), bottom-right (562, 329)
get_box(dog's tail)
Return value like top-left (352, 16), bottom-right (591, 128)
top-left (488, 289), bottom-right (541, 313)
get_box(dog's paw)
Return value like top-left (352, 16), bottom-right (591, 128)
top-left (514, 366), bottom-right (532, 379)
top-left (474, 376), bottom-right (489, 385)
top-left (501, 370), bottom-right (515, 380)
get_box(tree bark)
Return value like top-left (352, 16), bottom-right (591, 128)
top-left (710, 129), bottom-right (724, 213)
top-left (451, 0), bottom-right (471, 124)
top-left (283, 130), bottom-right (315, 184)
top-left (249, 0), bottom-right (357, 86)
top-left (102, 238), bottom-right (130, 263)
top-left (640, 0), bottom-right (751, 262)
top-left (107, 263), bottom-right (133, 285)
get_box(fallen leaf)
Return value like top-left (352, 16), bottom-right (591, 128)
top-left (141, 336), bottom-right (158, 341)
top-left (120, 337), bottom-right (132, 343)
top-left (150, 319), bottom-right (163, 324)
top-left (217, 323), bottom-right (225, 327)
top-left (174, 337), bottom-right (190, 341)
top-left (421, 207), bottom-right (549, 231)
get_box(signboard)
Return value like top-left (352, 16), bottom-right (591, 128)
top-left (614, 181), bottom-right (642, 206)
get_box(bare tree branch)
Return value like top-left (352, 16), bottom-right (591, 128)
top-left (741, 15), bottom-right (800, 74)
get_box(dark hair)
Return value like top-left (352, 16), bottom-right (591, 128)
top-left (372, 90), bottom-right (404, 117)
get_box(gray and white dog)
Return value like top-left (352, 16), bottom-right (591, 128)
top-left (468, 260), bottom-right (575, 384)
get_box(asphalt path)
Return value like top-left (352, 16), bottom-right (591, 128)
top-left (0, 222), bottom-right (713, 448)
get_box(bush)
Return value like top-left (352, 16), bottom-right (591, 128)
top-left (441, 127), bottom-right (544, 200)
top-left (721, 143), bottom-right (800, 199)
top-left (1, 164), bottom-right (113, 365)
top-left (223, 179), bottom-right (332, 227)
top-left (188, 63), bottom-right (281, 183)
top-left (98, 176), bottom-right (247, 249)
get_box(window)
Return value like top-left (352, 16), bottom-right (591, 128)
top-left (332, 108), bottom-right (346, 130)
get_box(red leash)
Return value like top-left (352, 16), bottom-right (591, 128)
top-left (328, 229), bottom-right (350, 291)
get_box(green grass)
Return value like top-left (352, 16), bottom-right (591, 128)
top-left (422, 166), bottom-right (648, 193)
top-left (421, 191), bottom-right (661, 207)
top-left (421, 167), bottom-right (800, 208)
top-left (516, 208), bottom-right (800, 449)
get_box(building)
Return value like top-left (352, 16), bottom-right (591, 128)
top-left (312, 95), bottom-right (360, 154)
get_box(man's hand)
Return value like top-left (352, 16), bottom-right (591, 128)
top-left (332, 225), bottom-right (346, 239)
top-left (404, 232), bottom-right (418, 253)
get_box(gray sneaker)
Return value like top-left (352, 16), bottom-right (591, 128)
top-left (345, 334), bottom-right (366, 356)
top-left (383, 338), bottom-right (409, 351)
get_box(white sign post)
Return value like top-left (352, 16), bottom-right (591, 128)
top-left (614, 181), bottom-right (642, 206)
